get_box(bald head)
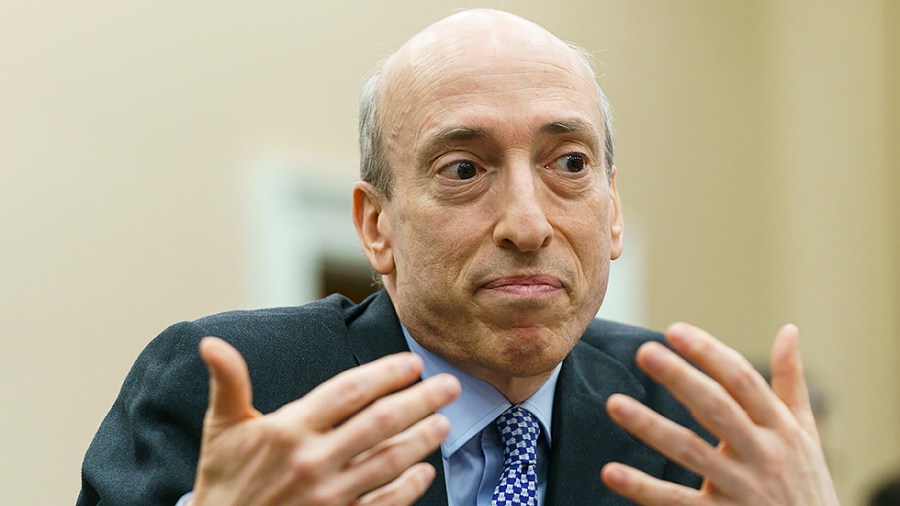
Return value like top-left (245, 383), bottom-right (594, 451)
top-left (383, 10), bottom-right (578, 85)
top-left (359, 9), bottom-right (614, 198)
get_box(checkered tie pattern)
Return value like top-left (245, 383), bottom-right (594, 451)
top-left (491, 406), bottom-right (540, 506)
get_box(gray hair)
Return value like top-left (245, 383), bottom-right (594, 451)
top-left (358, 71), bottom-right (393, 197)
top-left (568, 42), bottom-right (615, 180)
top-left (358, 43), bottom-right (615, 199)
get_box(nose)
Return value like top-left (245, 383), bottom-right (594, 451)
top-left (492, 166), bottom-right (553, 252)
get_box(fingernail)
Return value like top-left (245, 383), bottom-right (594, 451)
top-left (607, 395), bottom-right (640, 424)
top-left (432, 415), bottom-right (450, 435)
top-left (437, 374), bottom-right (461, 395)
top-left (403, 354), bottom-right (422, 375)
top-left (608, 394), bottom-right (634, 417)
top-left (639, 343), bottom-right (665, 366)
top-left (418, 464), bottom-right (436, 484)
top-left (606, 465), bottom-right (623, 481)
top-left (667, 325), bottom-right (695, 349)
top-left (667, 322), bottom-right (689, 334)
top-left (603, 464), bottom-right (628, 486)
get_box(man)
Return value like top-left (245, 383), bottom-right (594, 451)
top-left (78, 9), bottom-right (839, 506)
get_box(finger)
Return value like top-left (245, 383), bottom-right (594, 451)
top-left (277, 352), bottom-right (425, 430)
top-left (635, 341), bottom-right (759, 457)
top-left (199, 337), bottom-right (259, 435)
top-left (328, 374), bottom-right (459, 462)
top-left (342, 414), bottom-right (450, 498)
top-left (356, 463), bottom-right (436, 506)
top-left (606, 394), bottom-right (744, 496)
top-left (769, 324), bottom-right (819, 437)
top-left (666, 322), bottom-right (787, 427)
top-left (601, 462), bottom-right (704, 506)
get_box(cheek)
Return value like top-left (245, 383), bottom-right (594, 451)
top-left (393, 207), bottom-right (482, 287)
top-left (560, 200), bottom-right (611, 282)
top-left (577, 232), bottom-right (609, 286)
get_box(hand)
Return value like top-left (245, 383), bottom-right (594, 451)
top-left (601, 323), bottom-right (839, 505)
top-left (189, 337), bottom-right (460, 506)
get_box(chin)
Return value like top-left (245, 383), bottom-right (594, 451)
top-left (493, 326), bottom-right (574, 372)
top-left (493, 351), bottom-right (567, 378)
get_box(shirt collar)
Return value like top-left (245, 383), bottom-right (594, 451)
top-left (401, 325), bottom-right (561, 458)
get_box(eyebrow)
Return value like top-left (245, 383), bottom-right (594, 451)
top-left (539, 118), bottom-right (597, 137)
top-left (416, 127), bottom-right (490, 169)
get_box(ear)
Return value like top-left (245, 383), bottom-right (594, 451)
top-left (352, 181), bottom-right (395, 275)
top-left (607, 165), bottom-right (624, 260)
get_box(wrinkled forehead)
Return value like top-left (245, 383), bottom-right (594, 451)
top-left (379, 10), bottom-right (600, 121)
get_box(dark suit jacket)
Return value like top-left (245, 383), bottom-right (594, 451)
top-left (78, 290), bottom-right (711, 505)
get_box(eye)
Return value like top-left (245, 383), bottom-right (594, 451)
top-left (438, 160), bottom-right (481, 180)
top-left (549, 154), bottom-right (588, 173)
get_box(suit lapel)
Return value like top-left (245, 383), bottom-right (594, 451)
top-left (545, 340), bottom-right (667, 505)
top-left (345, 290), bottom-right (449, 506)
top-left (346, 290), bottom-right (410, 363)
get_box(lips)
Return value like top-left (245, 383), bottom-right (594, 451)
top-left (482, 274), bottom-right (564, 293)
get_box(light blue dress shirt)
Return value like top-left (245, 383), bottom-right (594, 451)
top-left (402, 327), bottom-right (561, 506)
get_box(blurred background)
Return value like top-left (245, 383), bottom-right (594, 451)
top-left (1, 1), bottom-right (897, 504)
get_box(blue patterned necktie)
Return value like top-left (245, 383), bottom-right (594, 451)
top-left (491, 406), bottom-right (541, 506)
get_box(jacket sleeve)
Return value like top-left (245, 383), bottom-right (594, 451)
top-left (77, 321), bottom-right (210, 506)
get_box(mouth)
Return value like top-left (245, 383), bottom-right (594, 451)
top-left (481, 274), bottom-right (564, 295)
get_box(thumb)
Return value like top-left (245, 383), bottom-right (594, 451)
top-left (770, 324), bottom-right (820, 439)
top-left (199, 336), bottom-right (259, 438)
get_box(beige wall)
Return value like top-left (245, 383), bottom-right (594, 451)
top-left (760, 2), bottom-right (899, 500)
top-left (1, 1), bottom-right (896, 504)
top-left (888, 0), bottom-right (900, 447)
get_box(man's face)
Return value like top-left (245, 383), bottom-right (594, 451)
top-left (358, 14), bottom-right (623, 390)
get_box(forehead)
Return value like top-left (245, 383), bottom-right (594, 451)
top-left (379, 16), bottom-right (604, 162)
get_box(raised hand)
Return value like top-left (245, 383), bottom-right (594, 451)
top-left (190, 336), bottom-right (460, 506)
top-left (601, 323), bottom-right (839, 505)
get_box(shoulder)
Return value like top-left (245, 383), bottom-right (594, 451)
top-left (572, 319), bottom-right (671, 398)
top-left (137, 294), bottom-right (356, 366)
top-left (151, 293), bottom-right (360, 354)
top-left (579, 318), bottom-right (665, 358)
top-left (135, 293), bottom-right (372, 412)
top-left (189, 292), bottom-right (356, 342)
top-left (572, 318), bottom-right (716, 444)
top-left (563, 318), bottom-right (663, 387)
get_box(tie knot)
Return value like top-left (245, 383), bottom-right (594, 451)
top-left (495, 406), bottom-right (540, 467)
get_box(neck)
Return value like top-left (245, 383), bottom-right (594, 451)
top-left (484, 371), bottom-right (554, 404)
top-left (448, 360), bottom-right (554, 404)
